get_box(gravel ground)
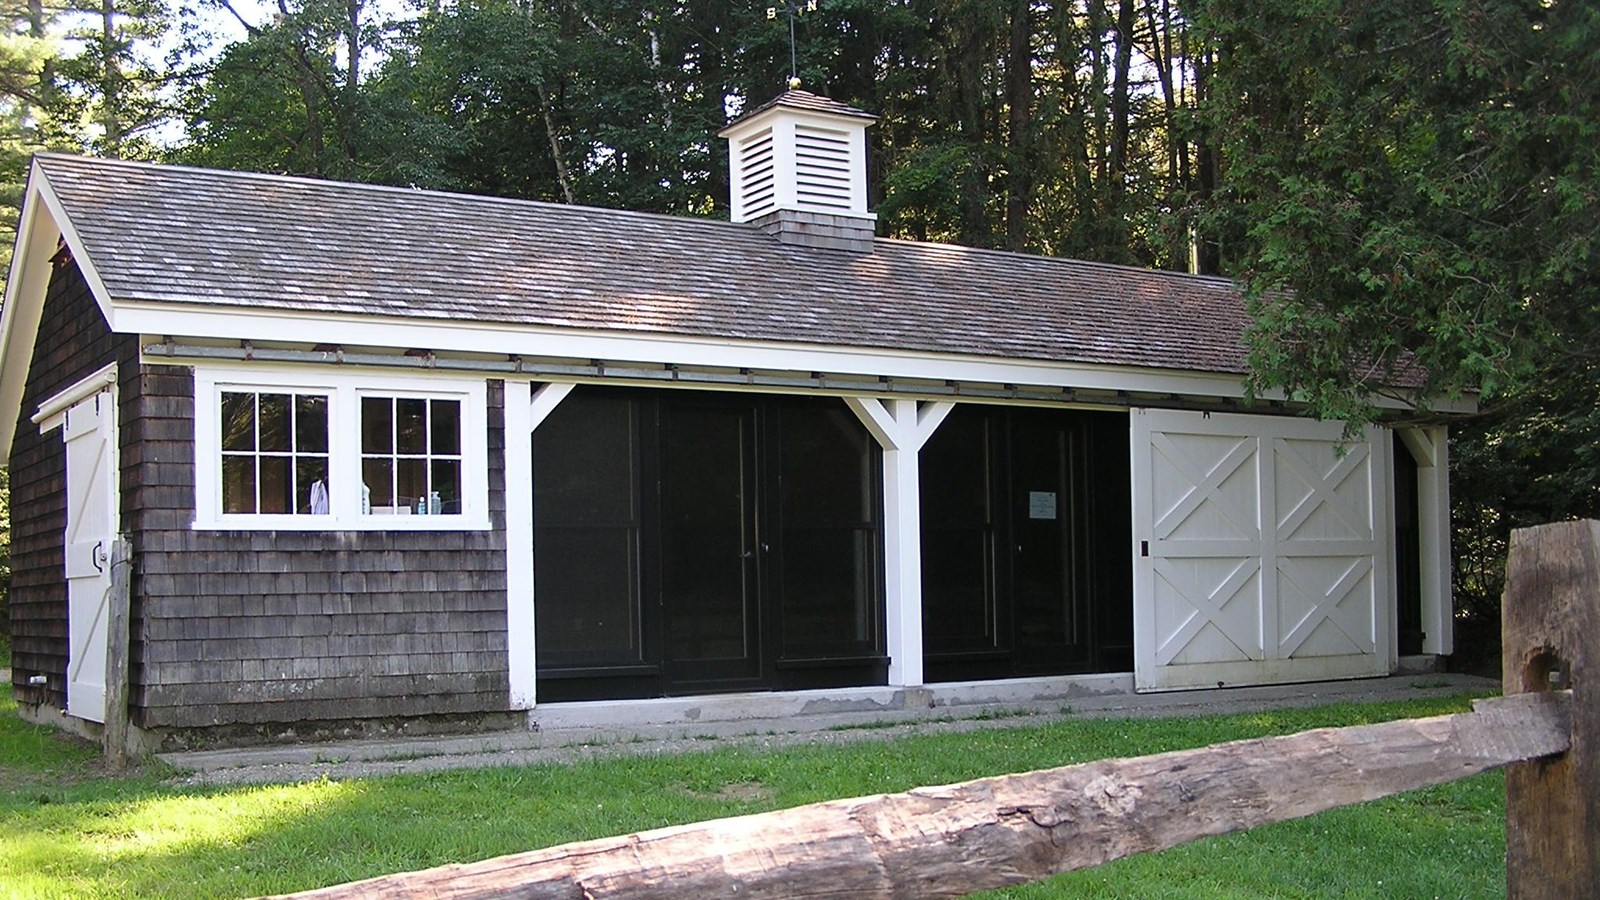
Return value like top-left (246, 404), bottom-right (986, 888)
top-left (157, 673), bottom-right (1499, 786)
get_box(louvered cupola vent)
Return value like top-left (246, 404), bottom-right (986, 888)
top-left (737, 127), bottom-right (778, 219)
top-left (719, 90), bottom-right (877, 253)
top-left (793, 124), bottom-right (852, 211)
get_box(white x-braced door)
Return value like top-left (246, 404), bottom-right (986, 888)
top-left (1132, 410), bottom-right (1391, 691)
top-left (63, 388), bottom-right (118, 722)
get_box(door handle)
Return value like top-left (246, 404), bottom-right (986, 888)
top-left (92, 540), bottom-right (105, 573)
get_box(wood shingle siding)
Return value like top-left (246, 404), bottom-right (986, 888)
top-left (8, 256), bottom-right (137, 709)
top-left (127, 376), bottom-right (510, 730)
top-left (8, 257), bottom-right (513, 730)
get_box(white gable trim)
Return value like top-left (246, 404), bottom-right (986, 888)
top-left (28, 169), bottom-right (118, 328)
top-left (33, 363), bottom-right (118, 433)
top-left (0, 163), bottom-right (121, 454)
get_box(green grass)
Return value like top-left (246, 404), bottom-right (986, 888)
top-left (0, 686), bottom-right (1504, 899)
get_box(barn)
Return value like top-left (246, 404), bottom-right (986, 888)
top-left (0, 91), bottom-right (1462, 746)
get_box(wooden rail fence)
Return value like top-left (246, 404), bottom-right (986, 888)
top-left (275, 519), bottom-right (1598, 899)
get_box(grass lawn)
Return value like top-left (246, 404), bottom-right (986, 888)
top-left (0, 686), bottom-right (1503, 899)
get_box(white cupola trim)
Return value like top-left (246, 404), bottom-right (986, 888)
top-left (720, 91), bottom-right (877, 241)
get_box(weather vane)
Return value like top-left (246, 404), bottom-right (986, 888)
top-left (767, 0), bottom-right (818, 89)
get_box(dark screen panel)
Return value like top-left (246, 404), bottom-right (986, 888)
top-left (660, 404), bottom-right (757, 667)
top-left (534, 391), bottom-right (644, 667)
top-left (920, 409), bottom-right (998, 653)
top-left (776, 402), bottom-right (880, 658)
top-left (534, 528), bottom-right (641, 662)
top-left (1012, 418), bottom-right (1072, 651)
top-left (1393, 440), bottom-right (1423, 656)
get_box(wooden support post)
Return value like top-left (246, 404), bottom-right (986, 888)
top-left (274, 693), bottom-right (1569, 900)
top-left (843, 398), bottom-right (955, 687)
top-left (101, 538), bottom-right (133, 769)
top-left (1502, 520), bottom-right (1600, 898)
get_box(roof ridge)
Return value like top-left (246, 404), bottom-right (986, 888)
top-left (34, 154), bottom-right (1236, 287)
top-left (32, 152), bottom-right (776, 237)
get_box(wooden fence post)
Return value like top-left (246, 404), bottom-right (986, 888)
top-left (1502, 520), bottom-right (1599, 898)
top-left (102, 539), bottom-right (133, 769)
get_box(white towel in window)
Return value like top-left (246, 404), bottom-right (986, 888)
top-left (309, 479), bottom-right (330, 515)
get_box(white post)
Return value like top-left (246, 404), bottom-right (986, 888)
top-left (883, 435), bottom-right (922, 686)
top-left (1418, 427), bottom-right (1453, 656)
top-left (1396, 426), bottom-right (1454, 657)
top-left (844, 397), bottom-right (954, 687)
top-left (506, 381), bottom-right (580, 709)
top-left (503, 380), bottom-right (536, 708)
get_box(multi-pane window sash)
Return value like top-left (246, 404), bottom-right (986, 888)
top-left (360, 396), bottom-right (464, 516)
top-left (220, 391), bottom-right (330, 515)
top-left (193, 368), bottom-right (489, 531)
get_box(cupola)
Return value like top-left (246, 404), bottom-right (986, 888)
top-left (718, 90), bottom-right (877, 252)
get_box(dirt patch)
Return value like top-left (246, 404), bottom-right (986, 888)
top-left (681, 780), bottom-right (774, 804)
top-left (716, 781), bottom-right (773, 803)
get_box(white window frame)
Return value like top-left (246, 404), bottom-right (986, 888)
top-left (194, 366), bottom-right (491, 531)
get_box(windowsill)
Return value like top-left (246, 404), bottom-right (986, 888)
top-left (193, 514), bottom-right (493, 532)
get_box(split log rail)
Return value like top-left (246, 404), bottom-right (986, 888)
top-left (277, 520), bottom-right (1598, 899)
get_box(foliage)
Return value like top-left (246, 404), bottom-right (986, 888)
top-left (1192, 0), bottom-right (1600, 432)
top-left (1191, 0), bottom-right (1600, 626)
top-left (1450, 363), bottom-right (1600, 619)
top-left (45, 0), bottom-right (173, 158)
top-left (0, 0), bottom-right (65, 272)
top-left (164, 0), bottom-right (1219, 259)
top-left (0, 688), bottom-right (1501, 898)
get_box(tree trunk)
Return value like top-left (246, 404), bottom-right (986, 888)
top-left (1004, 0), bottom-right (1033, 251)
top-left (274, 693), bottom-right (1570, 900)
top-left (100, 0), bottom-right (122, 157)
top-left (1192, 43), bottom-right (1221, 275)
top-left (1108, 0), bottom-right (1135, 217)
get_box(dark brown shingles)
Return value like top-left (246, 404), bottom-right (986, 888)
top-left (36, 154), bottom-right (1250, 376)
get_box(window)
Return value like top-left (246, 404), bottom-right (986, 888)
top-left (194, 368), bottom-right (488, 530)
top-left (221, 392), bottom-right (330, 515)
top-left (360, 396), bottom-right (463, 515)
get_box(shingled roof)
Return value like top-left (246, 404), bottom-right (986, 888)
top-left (721, 89), bottom-right (879, 130)
top-left (33, 153), bottom-right (1250, 376)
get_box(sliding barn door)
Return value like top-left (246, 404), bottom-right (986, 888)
top-left (1132, 410), bottom-right (1391, 691)
top-left (63, 389), bottom-right (118, 722)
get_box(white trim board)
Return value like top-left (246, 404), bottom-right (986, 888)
top-left (502, 380), bottom-right (537, 708)
top-left (34, 363), bottom-right (118, 432)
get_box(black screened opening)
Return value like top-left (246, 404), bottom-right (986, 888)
top-left (1393, 439), bottom-right (1424, 656)
top-left (533, 387), bottom-right (885, 701)
top-left (532, 392), bottom-right (646, 670)
top-left (919, 405), bottom-right (1132, 682)
top-left (773, 401), bottom-right (882, 660)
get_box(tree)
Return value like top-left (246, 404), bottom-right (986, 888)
top-left (1191, 0), bottom-right (1599, 430)
top-left (0, 0), bottom-right (65, 269)
top-left (1192, 0), bottom-right (1600, 631)
top-left (46, 0), bottom-right (171, 158)
top-left (178, 0), bottom-right (393, 179)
